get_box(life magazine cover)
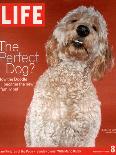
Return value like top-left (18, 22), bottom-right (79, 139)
top-left (0, 0), bottom-right (116, 154)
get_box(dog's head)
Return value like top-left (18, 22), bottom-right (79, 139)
top-left (46, 6), bottom-right (114, 80)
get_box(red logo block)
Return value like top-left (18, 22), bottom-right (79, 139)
top-left (0, 3), bottom-right (45, 27)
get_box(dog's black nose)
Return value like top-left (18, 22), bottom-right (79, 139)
top-left (76, 25), bottom-right (90, 37)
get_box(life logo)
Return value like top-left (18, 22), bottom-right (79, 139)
top-left (0, 3), bottom-right (45, 27)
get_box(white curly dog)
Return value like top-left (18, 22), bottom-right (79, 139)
top-left (24, 6), bottom-right (114, 147)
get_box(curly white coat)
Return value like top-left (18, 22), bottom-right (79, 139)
top-left (24, 6), bottom-right (110, 147)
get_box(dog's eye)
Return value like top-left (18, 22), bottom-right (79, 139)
top-left (71, 19), bottom-right (77, 23)
top-left (92, 25), bottom-right (97, 32)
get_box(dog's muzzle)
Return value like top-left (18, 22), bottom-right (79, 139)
top-left (76, 25), bottom-right (90, 37)
top-left (72, 39), bottom-right (83, 48)
top-left (72, 25), bottom-right (90, 48)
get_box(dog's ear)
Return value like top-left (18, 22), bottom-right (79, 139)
top-left (105, 45), bottom-right (114, 71)
top-left (91, 44), bottom-right (114, 81)
top-left (45, 36), bottom-right (60, 67)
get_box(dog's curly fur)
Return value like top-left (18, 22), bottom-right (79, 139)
top-left (24, 6), bottom-right (114, 147)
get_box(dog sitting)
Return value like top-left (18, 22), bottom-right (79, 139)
top-left (24, 6), bottom-right (114, 147)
